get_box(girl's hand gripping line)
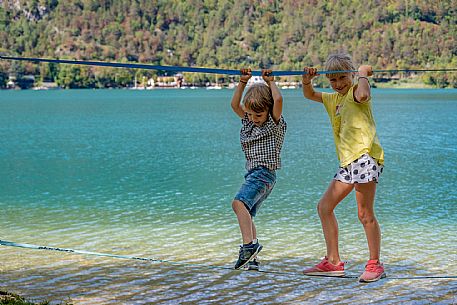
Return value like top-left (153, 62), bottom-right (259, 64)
top-left (302, 67), bottom-right (318, 85)
top-left (358, 65), bottom-right (373, 78)
top-left (302, 67), bottom-right (322, 103)
top-left (354, 65), bottom-right (373, 103)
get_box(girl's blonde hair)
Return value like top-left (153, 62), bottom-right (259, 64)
top-left (324, 53), bottom-right (356, 79)
top-left (242, 83), bottom-right (273, 113)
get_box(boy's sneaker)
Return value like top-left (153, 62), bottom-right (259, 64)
top-left (302, 256), bottom-right (345, 277)
top-left (358, 259), bottom-right (386, 282)
top-left (234, 242), bottom-right (262, 270)
top-left (245, 257), bottom-right (260, 271)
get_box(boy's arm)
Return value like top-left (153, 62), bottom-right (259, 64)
top-left (262, 69), bottom-right (283, 124)
top-left (354, 65), bottom-right (372, 103)
top-left (302, 67), bottom-right (323, 103)
top-left (231, 82), bottom-right (247, 118)
top-left (231, 69), bottom-right (251, 118)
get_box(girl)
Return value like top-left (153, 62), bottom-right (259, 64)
top-left (301, 53), bottom-right (385, 282)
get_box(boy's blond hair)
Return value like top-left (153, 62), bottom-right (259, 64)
top-left (324, 53), bottom-right (356, 79)
top-left (242, 83), bottom-right (274, 113)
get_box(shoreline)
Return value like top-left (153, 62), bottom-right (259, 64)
top-left (3, 76), bottom-right (455, 90)
top-left (2, 82), bottom-right (454, 90)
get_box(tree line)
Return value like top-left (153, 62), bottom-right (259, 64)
top-left (0, 0), bottom-right (456, 88)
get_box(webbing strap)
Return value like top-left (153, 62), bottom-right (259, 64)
top-left (2, 55), bottom-right (456, 76)
top-left (1, 239), bottom-right (456, 280)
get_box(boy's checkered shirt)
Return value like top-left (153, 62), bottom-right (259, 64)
top-left (240, 113), bottom-right (287, 171)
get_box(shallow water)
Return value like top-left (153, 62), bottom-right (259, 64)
top-left (0, 89), bottom-right (456, 304)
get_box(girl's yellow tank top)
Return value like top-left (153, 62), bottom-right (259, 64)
top-left (322, 86), bottom-right (384, 167)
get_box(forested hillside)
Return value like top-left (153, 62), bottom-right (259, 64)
top-left (0, 0), bottom-right (456, 88)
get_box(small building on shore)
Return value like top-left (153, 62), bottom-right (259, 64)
top-left (156, 74), bottom-right (183, 88)
top-left (6, 76), bottom-right (15, 89)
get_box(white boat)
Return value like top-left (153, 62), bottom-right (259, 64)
top-left (206, 85), bottom-right (222, 90)
top-left (207, 74), bottom-right (223, 89)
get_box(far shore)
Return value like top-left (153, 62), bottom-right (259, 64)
top-left (2, 73), bottom-right (455, 91)
top-left (1, 81), bottom-right (453, 90)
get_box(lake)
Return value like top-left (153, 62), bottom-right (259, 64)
top-left (0, 88), bottom-right (456, 304)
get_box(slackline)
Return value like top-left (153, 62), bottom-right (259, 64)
top-left (1, 239), bottom-right (456, 281)
top-left (1, 55), bottom-right (457, 76)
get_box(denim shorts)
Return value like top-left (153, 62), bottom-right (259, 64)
top-left (234, 166), bottom-right (276, 217)
top-left (334, 154), bottom-right (384, 184)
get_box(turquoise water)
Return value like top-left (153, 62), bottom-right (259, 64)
top-left (0, 89), bottom-right (456, 304)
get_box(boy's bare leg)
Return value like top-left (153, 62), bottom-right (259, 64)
top-left (232, 200), bottom-right (253, 244)
top-left (318, 180), bottom-right (353, 264)
top-left (355, 181), bottom-right (381, 260)
top-left (251, 221), bottom-right (257, 241)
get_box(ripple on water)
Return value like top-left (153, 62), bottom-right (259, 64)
top-left (1, 89), bottom-right (456, 303)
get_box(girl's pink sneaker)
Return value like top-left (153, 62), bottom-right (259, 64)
top-left (303, 256), bottom-right (345, 277)
top-left (358, 259), bottom-right (386, 282)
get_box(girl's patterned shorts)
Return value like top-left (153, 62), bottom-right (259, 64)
top-left (334, 154), bottom-right (384, 184)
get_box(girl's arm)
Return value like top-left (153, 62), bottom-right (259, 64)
top-left (354, 65), bottom-right (372, 103)
top-left (302, 67), bottom-right (323, 103)
top-left (262, 69), bottom-right (283, 124)
top-left (231, 68), bottom-right (251, 118)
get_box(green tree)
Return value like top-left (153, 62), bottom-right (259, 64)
top-left (56, 65), bottom-right (96, 88)
top-left (0, 69), bottom-right (7, 88)
top-left (0, 0), bottom-right (455, 88)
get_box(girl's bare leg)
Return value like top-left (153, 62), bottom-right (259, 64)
top-left (355, 181), bottom-right (381, 260)
top-left (318, 180), bottom-right (354, 264)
